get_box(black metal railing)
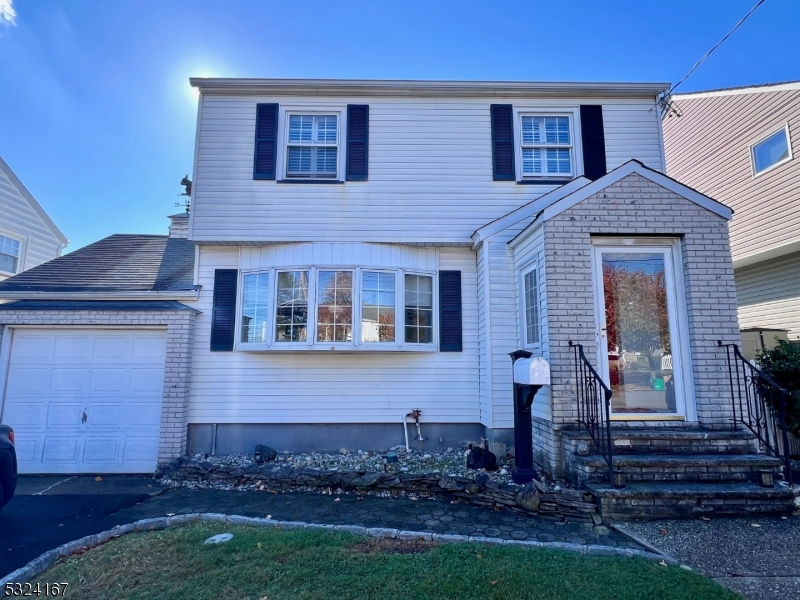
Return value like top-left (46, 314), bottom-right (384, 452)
top-left (718, 341), bottom-right (794, 486)
top-left (570, 341), bottom-right (614, 485)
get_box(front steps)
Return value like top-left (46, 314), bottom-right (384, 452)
top-left (561, 428), bottom-right (796, 518)
top-left (585, 482), bottom-right (795, 519)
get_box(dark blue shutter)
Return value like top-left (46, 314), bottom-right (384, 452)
top-left (439, 271), bottom-right (462, 352)
top-left (253, 103), bottom-right (279, 180)
top-left (491, 104), bottom-right (516, 181)
top-left (580, 105), bottom-right (607, 180)
top-left (346, 104), bottom-right (369, 181)
top-left (210, 269), bottom-right (238, 351)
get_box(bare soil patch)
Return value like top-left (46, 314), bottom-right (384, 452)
top-left (350, 537), bottom-right (440, 555)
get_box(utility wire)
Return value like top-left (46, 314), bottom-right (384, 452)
top-left (666, 0), bottom-right (767, 97)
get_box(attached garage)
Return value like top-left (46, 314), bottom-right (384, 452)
top-left (0, 227), bottom-right (199, 473)
top-left (2, 328), bottom-right (167, 474)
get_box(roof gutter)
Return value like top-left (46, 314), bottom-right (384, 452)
top-left (0, 290), bottom-right (200, 301)
top-left (190, 78), bottom-right (670, 98)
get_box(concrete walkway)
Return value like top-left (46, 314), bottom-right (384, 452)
top-left (614, 515), bottom-right (800, 600)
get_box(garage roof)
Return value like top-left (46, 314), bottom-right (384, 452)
top-left (0, 234), bottom-right (196, 294)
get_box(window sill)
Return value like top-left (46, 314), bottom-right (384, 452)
top-left (517, 178), bottom-right (573, 186)
top-left (277, 179), bottom-right (344, 185)
top-left (236, 343), bottom-right (437, 353)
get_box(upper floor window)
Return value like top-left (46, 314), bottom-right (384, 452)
top-left (0, 234), bottom-right (20, 275)
top-left (286, 114), bottom-right (338, 179)
top-left (521, 115), bottom-right (573, 178)
top-left (523, 267), bottom-right (540, 345)
top-left (751, 125), bottom-right (792, 176)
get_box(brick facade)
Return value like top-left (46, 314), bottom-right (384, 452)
top-left (0, 308), bottom-right (196, 466)
top-left (537, 173), bottom-right (741, 475)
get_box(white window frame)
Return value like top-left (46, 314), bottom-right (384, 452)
top-left (514, 106), bottom-right (582, 181)
top-left (235, 266), bottom-right (437, 352)
top-left (0, 230), bottom-right (25, 277)
top-left (519, 262), bottom-right (541, 350)
top-left (750, 124), bottom-right (793, 177)
top-left (278, 106), bottom-right (346, 182)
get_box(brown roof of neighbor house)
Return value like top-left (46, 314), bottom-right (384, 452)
top-left (0, 234), bottom-right (196, 294)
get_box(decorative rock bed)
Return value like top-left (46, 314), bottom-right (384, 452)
top-left (161, 454), bottom-right (600, 524)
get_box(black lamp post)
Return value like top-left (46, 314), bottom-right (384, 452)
top-left (509, 350), bottom-right (542, 484)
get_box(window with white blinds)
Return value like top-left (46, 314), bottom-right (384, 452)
top-left (521, 115), bottom-right (573, 177)
top-left (286, 114), bottom-right (338, 178)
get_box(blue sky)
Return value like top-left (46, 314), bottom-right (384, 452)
top-left (1, 0), bottom-right (798, 251)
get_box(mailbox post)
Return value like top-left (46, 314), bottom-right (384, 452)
top-left (509, 351), bottom-right (551, 484)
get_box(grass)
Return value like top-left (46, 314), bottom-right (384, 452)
top-left (32, 523), bottom-right (740, 600)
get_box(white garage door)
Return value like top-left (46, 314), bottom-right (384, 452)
top-left (1, 328), bottom-right (166, 474)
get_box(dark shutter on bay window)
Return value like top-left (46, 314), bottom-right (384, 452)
top-left (346, 104), bottom-right (369, 181)
top-left (210, 269), bottom-right (238, 351)
top-left (439, 270), bottom-right (463, 352)
top-left (253, 103), bottom-right (279, 180)
top-left (490, 104), bottom-right (516, 181)
top-left (579, 105), bottom-right (607, 180)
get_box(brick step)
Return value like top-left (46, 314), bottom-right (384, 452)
top-left (585, 481), bottom-right (796, 519)
top-left (562, 428), bottom-right (757, 456)
top-left (571, 453), bottom-right (782, 485)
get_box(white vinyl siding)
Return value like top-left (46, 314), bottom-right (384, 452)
top-left (735, 251), bottom-right (800, 340)
top-left (191, 96), bottom-right (664, 244)
top-left (664, 89), bottom-right (800, 260)
top-left (0, 166), bottom-right (63, 280)
top-left (187, 245), bottom-right (480, 425)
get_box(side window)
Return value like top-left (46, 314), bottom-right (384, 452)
top-left (241, 272), bottom-right (270, 343)
top-left (404, 274), bottom-right (433, 344)
top-left (362, 271), bottom-right (396, 342)
top-left (523, 268), bottom-right (540, 345)
top-left (751, 126), bottom-right (792, 176)
top-left (276, 270), bottom-right (310, 342)
top-left (0, 234), bottom-right (21, 275)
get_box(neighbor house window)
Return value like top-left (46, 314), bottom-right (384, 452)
top-left (241, 272), bottom-right (270, 343)
top-left (0, 235), bottom-right (20, 274)
top-left (521, 115), bottom-right (573, 177)
top-left (523, 268), bottom-right (540, 345)
top-left (317, 270), bottom-right (353, 342)
top-left (286, 114), bottom-right (338, 179)
top-left (276, 270), bottom-right (309, 342)
top-left (751, 125), bottom-right (792, 176)
top-left (405, 274), bottom-right (433, 344)
top-left (362, 271), bottom-right (396, 343)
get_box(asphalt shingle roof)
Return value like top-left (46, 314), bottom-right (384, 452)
top-left (0, 234), bottom-right (196, 294)
top-left (0, 300), bottom-right (197, 311)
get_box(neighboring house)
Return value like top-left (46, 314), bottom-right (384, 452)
top-left (0, 157), bottom-right (68, 280)
top-left (0, 214), bottom-right (196, 473)
top-left (0, 79), bottom-right (792, 517)
top-left (663, 81), bottom-right (800, 346)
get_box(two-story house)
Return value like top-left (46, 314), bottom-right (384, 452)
top-left (663, 81), bottom-right (800, 353)
top-left (0, 157), bottom-right (68, 281)
top-left (0, 78), bottom-right (792, 517)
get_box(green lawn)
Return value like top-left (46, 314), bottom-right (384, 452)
top-left (33, 523), bottom-right (739, 600)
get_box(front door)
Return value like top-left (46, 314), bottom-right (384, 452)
top-left (593, 245), bottom-right (686, 419)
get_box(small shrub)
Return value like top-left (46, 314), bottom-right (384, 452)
top-left (756, 339), bottom-right (800, 437)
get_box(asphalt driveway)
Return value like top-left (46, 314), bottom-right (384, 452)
top-left (0, 475), bottom-right (167, 576)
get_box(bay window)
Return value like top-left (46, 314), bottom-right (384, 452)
top-left (238, 267), bottom-right (436, 349)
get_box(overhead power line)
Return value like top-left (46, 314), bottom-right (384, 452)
top-left (659, 0), bottom-right (767, 116)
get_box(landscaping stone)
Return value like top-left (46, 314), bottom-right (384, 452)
top-left (204, 533), bottom-right (234, 544)
top-left (515, 484), bottom-right (541, 512)
top-left (254, 445), bottom-right (278, 464)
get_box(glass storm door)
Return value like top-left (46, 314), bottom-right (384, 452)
top-left (593, 246), bottom-right (685, 418)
